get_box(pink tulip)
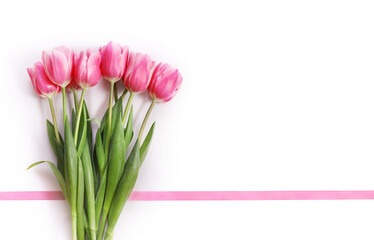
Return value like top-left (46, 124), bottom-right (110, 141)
top-left (123, 52), bottom-right (155, 93)
top-left (42, 46), bottom-right (74, 87)
top-left (148, 63), bottom-right (183, 102)
top-left (100, 41), bottom-right (129, 82)
top-left (74, 49), bottom-right (102, 89)
top-left (28, 62), bottom-right (61, 98)
top-left (66, 79), bottom-right (81, 92)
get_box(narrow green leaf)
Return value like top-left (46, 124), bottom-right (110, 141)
top-left (124, 106), bottom-right (133, 147)
top-left (95, 167), bottom-right (107, 229)
top-left (77, 157), bottom-right (85, 240)
top-left (139, 122), bottom-right (156, 165)
top-left (27, 161), bottom-right (69, 204)
top-left (46, 120), bottom-right (65, 176)
top-left (64, 117), bottom-right (78, 236)
top-left (71, 109), bottom-right (77, 134)
top-left (77, 109), bottom-right (87, 157)
top-left (106, 141), bottom-right (141, 238)
top-left (101, 100), bottom-right (123, 153)
top-left (81, 141), bottom-right (97, 240)
top-left (88, 118), bottom-right (101, 128)
top-left (95, 129), bottom-right (105, 179)
top-left (93, 165), bottom-right (100, 195)
top-left (97, 108), bottom-right (127, 240)
top-left (84, 101), bottom-right (93, 155)
top-left (100, 110), bottom-right (108, 133)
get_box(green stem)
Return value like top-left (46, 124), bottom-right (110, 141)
top-left (71, 209), bottom-right (77, 240)
top-left (73, 88), bottom-right (87, 146)
top-left (104, 228), bottom-right (113, 240)
top-left (138, 99), bottom-right (156, 143)
top-left (48, 98), bottom-right (61, 144)
top-left (62, 87), bottom-right (67, 124)
top-left (105, 82), bottom-right (115, 158)
top-left (114, 82), bottom-right (118, 102)
top-left (120, 89), bottom-right (128, 101)
top-left (73, 91), bottom-right (79, 110)
top-left (122, 92), bottom-right (134, 127)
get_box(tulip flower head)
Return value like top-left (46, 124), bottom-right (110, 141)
top-left (42, 46), bottom-right (74, 88)
top-left (148, 63), bottom-right (183, 102)
top-left (28, 62), bottom-right (61, 98)
top-left (74, 49), bottom-right (102, 89)
top-left (123, 52), bottom-right (155, 93)
top-left (100, 41), bottom-right (129, 82)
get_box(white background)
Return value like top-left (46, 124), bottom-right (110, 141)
top-left (1, 0), bottom-right (374, 239)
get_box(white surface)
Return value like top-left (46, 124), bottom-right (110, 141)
top-left (1, 0), bottom-right (374, 239)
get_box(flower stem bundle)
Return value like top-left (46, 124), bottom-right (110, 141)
top-left (27, 41), bottom-right (183, 239)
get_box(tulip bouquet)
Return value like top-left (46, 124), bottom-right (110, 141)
top-left (27, 41), bottom-right (182, 240)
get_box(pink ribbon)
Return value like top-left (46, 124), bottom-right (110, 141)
top-left (1, 191), bottom-right (374, 201)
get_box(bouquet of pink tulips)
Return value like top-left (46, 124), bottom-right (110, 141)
top-left (27, 41), bottom-right (182, 240)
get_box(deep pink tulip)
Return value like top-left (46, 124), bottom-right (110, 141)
top-left (148, 63), bottom-right (183, 102)
top-left (42, 46), bottom-right (74, 87)
top-left (74, 49), bottom-right (102, 89)
top-left (123, 52), bottom-right (155, 93)
top-left (28, 62), bottom-right (61, 98)
top-left (100, 41), bottom-right (129, 82)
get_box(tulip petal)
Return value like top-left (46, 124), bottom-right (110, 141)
top-left (42, 51), bottom-right (54, 83)
top-left (74, 51), bottom-right (88, 88)
top-left (28, 61), bottom-right (60, 98)
top-left (27, 67), bottom-right (42, 96)
top-left (147, 63), bottom-right (182, 102)
top-left (87, 52), bottom-right (101, 87)
top-left (51, 51), bottom-right (69, 87)
top-left (54, 46), bottom-right (74, 77)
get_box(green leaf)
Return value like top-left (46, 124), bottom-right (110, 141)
top-left (84, 101), bottom-right (93, 155)
top-left (97, 107), bottom-right (127, 240)
top-left (77, 157), bottom-right (85, 240)
top-left (88, 118), bottom-right (101, 128)
top-left (107, 141), bottom-right (141, 237)
top-left (95, 128), bottom-right (105, 179)
top-left (81, 141), bottom-right (97, 239)
top-left (93, 165), bottom-right (100, 195)
top-left (100, 110), bottom-right (108, 133)
top-left (77, 109), bottom-right (87, 157)
top-left (95, 167), bottom-right (107, 229)
top-left (102, 100), bottom-right (123, 152)
top-left (71, 109), bottom-right (77, 134)
top-left (140, 122), bottom-right (156, 165)
top-left (46, 120), bottom-right (64, 176)
top-left (124, 106), bottom-right (133, 147)
top-left (64, 117), bottom-right (78, 217)
top-left (27, 161), bottom-right (69, 203)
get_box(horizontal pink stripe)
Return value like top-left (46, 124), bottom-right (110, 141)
top-left (0, 191), bottom-right (64, 200)
top-left (1, 191), bottom-right (374, 201)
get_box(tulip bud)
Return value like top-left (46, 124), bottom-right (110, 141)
top-left (42, 46), bottom-right (74, 87)
top-left (100, 41), bottom-right (129, 82)
top-left (123, 52), bottom-right (155, 93)
top-left (74, 49), bottom-right (102, 89)
top-left (148, 63), bottom-right (183, 102)
top-left (28, 62), bottom-right (61, 98)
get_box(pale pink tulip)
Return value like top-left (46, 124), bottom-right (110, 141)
top-left (42, 46), bottom-right (74, 87)
top-left (148, 63), bottom-right (183, 102)
top-left (28, 62), bottom-right (61, 98)
top-left (74, 49), bottom-right (102, 89)
top-left (123, 52), bottom-right (155, 93)
top-left (100, 41), bottom-right (129, 82)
